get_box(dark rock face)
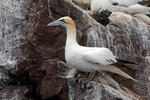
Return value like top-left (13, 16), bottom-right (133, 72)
top-left (0, 86), bottom-right (29, 100)
top-left (39, 60), bottom-right (68, 100)
top-left (17, 0), bottom-right (68, 99)
top-left (0, 0), bottom-right (69, 99)
top-left (0, 0), bottom-right (31, 99)
top-left (0, 0), bottom-right (150, 100)
top-left (139, 0), bottom-right (150, 6)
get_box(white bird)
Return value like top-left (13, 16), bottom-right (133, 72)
top-left (47, 16), bottom-right (136, 82)
top-left (108, 12), bottom-right (132, 25)
top-left (90, 0), bottom-right (150, 24)
top-left (91, 0), bottom-right (150, 14)
top-left (120, 4), bottom-right (150, 14)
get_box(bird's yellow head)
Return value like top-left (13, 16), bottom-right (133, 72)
top-left (47, 16), bottom-right (75, 28)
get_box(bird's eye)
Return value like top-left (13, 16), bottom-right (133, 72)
top-left (59, 19), bottom-right (66, 23)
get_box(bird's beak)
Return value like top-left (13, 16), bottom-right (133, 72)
top-left (47, 20), bottom-right (61, 26)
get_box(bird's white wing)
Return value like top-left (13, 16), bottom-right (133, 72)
top-left (111, 4), bottom-right (150, 14)
top-left (82, 48), bottom-right (117, 65)
top-left (127, 4), bottom-right (150, 14)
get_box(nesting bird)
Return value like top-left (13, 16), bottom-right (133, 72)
top-left (47, 16), bottom-right (136, 83)
top-left (71, 0), bottom-right (150, 24)
top-left (91, 0), bottom-right (149, 14)
top-left (91, 0), bottom-right (150, 24)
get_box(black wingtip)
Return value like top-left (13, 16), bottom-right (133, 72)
top-left (116, 58), bottom-right (137, 65)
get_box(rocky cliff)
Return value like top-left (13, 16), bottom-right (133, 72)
top-left (0, 0), bottom-right (150, 100)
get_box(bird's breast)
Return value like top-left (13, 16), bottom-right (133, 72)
top-left (65, 47), bottom-right (99, 72)
top-left (65, 48), bottom-right (80, 66)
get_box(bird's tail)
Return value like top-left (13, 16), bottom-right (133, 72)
top-left (98, 65), bottom-right (137, 81)
top-left (133, 14), bottom-right (150, 24)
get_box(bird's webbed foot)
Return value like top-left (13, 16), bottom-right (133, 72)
top-left (74, 71), bottom-right (88, 82)
top-left (77, 71), bottom-right (96, 84)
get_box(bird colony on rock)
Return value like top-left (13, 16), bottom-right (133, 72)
top-left (72, 0), bottom-right (150, 24)
top-left (47, 0), bottom-right (150, 84)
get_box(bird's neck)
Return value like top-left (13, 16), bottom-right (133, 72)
top-left (65, 24), bottom-right (78, 47)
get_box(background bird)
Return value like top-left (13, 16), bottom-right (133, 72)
top-left (90, 0), bottom-right (150, 24)
top-left (47, 16), bottom-right (136, 83)
top-left (91, 0), bottom-right (149, 13)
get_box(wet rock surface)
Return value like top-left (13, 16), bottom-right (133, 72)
top-left (0, 0), bottom-right (150, 100)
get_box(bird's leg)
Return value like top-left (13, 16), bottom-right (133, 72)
top-left (79, 71), bottom-right (96, 84)
top-left (75, 70), bottom-right (88, 78)
top-left (74, 70), bottom-right (88, 82)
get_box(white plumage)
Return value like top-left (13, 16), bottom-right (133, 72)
top-left (126, 4), bottom-right (150, 14)
top-left (91, 0), bottom-right (149, 14)
top-left (65, 45), bottom-right (117, 72)
top-left (82, 47), bottom-right (117, 66)
top-left (90, 0), bottom-right (150, 24)
top-left (47, 16), bottom-right (136, 81)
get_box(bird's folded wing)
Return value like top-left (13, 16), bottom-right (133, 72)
top-left (82, 48), bottom-right (117, 65)
top-left (127, 4), bottom-right (150, 14)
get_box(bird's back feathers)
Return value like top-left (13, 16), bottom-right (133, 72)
top-left (82, 47), bottom-right (117, 65)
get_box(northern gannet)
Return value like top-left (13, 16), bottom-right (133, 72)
top-left (91, 0), bottom-right (150, 24)
top-left (47, 16), bottom-right (136, 82)
top-left (91, 0), bottom-right (149, 14)
top-left (108, 12), bottom-right (132, 24)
